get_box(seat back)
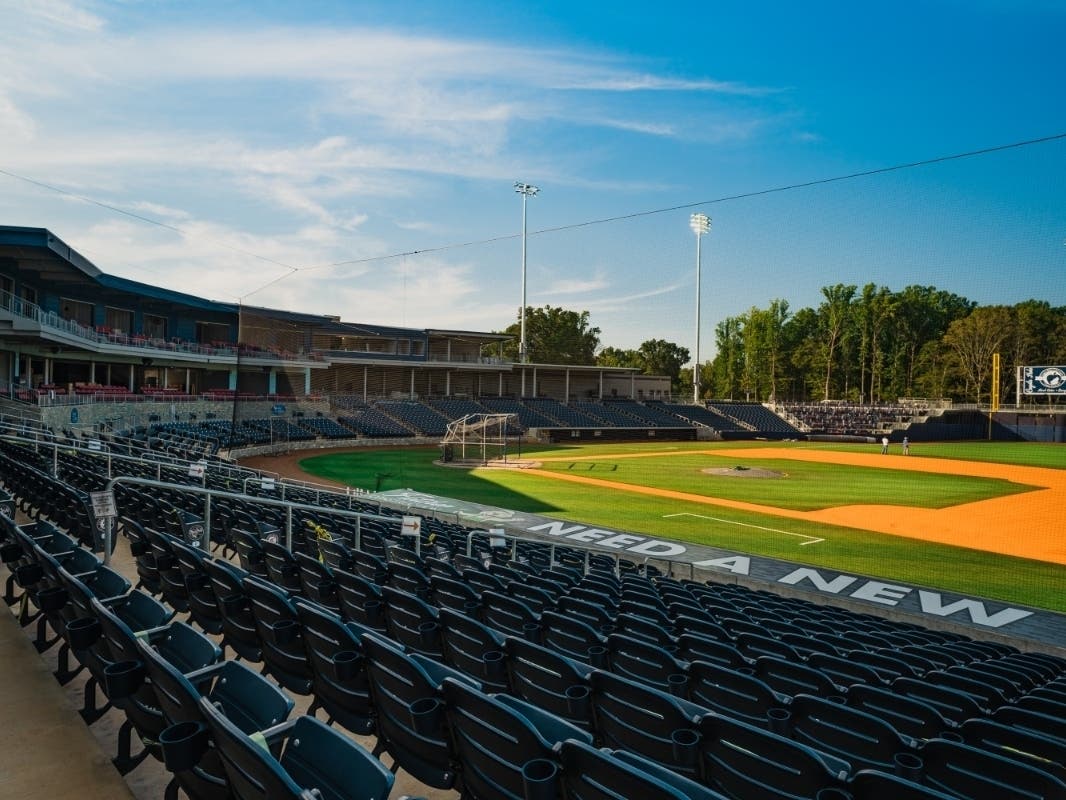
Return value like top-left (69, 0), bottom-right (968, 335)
top-left (201, 558), bottom-right (262, 663)
top-left (241, 576), bottom-right (312, 695)
top-left (699, 711), bottom-right (851, 800)
top-left (361, 633), bottom-right (461, 789)
top-left (504, 635), bottom-right (594, 730)
top-left (293, 599), bottom-right (374, 735)
top-left (557, 740), bottom-right (728, 800)
top-left (380, 585), bottom-right (442, 659)
top-left (438, 607), bottom-right (509, 692)
top-left (688, 660), bottom-right (785, 729)
top-left (332, 567), bottom-right (386, 632)
top-left (589, 670), bottom-right (703, 780)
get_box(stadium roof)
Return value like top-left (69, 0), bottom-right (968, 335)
top-left (0, 226), bottom-right (500, 338)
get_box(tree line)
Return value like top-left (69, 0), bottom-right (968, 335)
top-left (490, 292), bottom-right (1066, 404)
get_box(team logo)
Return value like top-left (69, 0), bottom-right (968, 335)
top-left (1033, 367), bottom-right (1066, 390)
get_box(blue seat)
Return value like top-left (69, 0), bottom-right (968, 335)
top-left (698, 711), bottom-right (852, 800)
top-left (957, 717), bottom-right (1066, 782)
top-left (438, 607), bottom-right (509, 693)
top-left (381, 585), bottom-right (443, 659)
top-left (589, 670), bottom-right (705, 781)
top-left (201, 557), bottom-right (262, 663)
top-left (170, 538), bottom-right (224, 635)
top-left (242, 575), bottom-right (313, 695)
top-left (482, 590), bottom-right (541, 641)
top-left (198, 699), bottom-right (395, 800)
top-left (558, 740), bottom-right (728, 800)
top-left (754, 655), bottom-right (844, 700)
top-left (784, 693), bottom-right (918, 773)
top-left (363, 632), bottom-right (478, 789)
top-left (293, 599), bottom-right (376, 735)
top-left (847, 683), bottom-right (952, 741)
top-left (606, 632), bottom-right (688, 695)
top-left (847, 769), bottom-right (962, 800)
top-left (145, 528), bottom-right (191, 612)
top-left (138, 641), bottom-right (294, 800)
top-left (261, 540), bottom-right (304, 595)
top-left (504, 635), bottom-right (594, 730)
top-left (440, 677), bottom-right (591, 800)
top-left (541, 610), bottom-right (608, 666)
top-left (688, 660), bottom-right (788, 729)
top-left (293, 552), bottom-right (341, 615)
top-left (333, 567), bottom-right (387, 632)
top-left (917, 737), bottom-right (1066, 800)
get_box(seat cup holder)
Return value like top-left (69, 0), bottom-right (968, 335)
top-left (37, 585), bottom-right (69, 613)
top-left (272, 618), bottom-right (299, 646)
top-left (463, 599), bottom-right (482, 617)
top-left (159, 721), bottom-right (209, 773)
top-left (14, 562), bottom-right (43, 586)
top-left (671, 728), bottom-right (700, 765)
top-left (814, 788), bottom-right (850, 800)
top-left (522, 622), bottom-right (541, 642)
top-left (104, 659), bottom-right (146, 702)
top-left (482, 650), bottom-right (506, 679)
top-left (667, 673), bottom-right (688, 697)
top-left (521, 757), bottom-right (559, 800)
top-left (767, 707), bottom-right (792, 736)
top-left (363, 599), bottom-right (384, 627)
top-left (587, 645), bottom-right (608, 668)
top-left (66, 616), bottom-right (101, 650)
top-left (894, 751), bottom-right (924, 781)
top-left (0, 543), bottom-right (22, 563)
top-left (220, 593), bottom-right (247, 615)
top-left (736, 666), bottom-right (755, 676)
top-left (418, 620), bottom-right (441, 647)
top-left (128, 539), bottom-right (148, 557)
top-left (409, 697), bottom-right (443, 735)
top-left (938, 730), bottom-right (964, 743)
top-left (331, 650), bottom-right (361, 681)
top-left (565, 685), bottom-right (590, 717)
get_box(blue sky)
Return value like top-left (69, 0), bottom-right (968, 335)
top-left (1, 0), bottom-right (1064, 356)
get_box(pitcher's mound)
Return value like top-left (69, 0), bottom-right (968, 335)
top-left (702, 465), bottom-right (784, 479)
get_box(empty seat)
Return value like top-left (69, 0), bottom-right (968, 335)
top-left (242, 575), bottom-right (313, 695)
top-left (698, 711), bottom-right (852, 800)
top-left (196, 698), bottom-right (395, 800)
top-left (589, 670), bottom-right (705, 781)
top-left (441, 677), bottom-right (592, 800)
top-left (438, 607), bottom-right (509, 693)
top-left (362, 633), bottom-right (477, 790)
top-left (504, 635), bottom-right (595, 731)
top-left (294, 599), bottom-right (375, 735)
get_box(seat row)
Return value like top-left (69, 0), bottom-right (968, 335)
top-left (115, 520), bottom-right (1066, 800)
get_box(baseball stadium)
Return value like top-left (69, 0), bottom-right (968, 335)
top-left (1, 222), bottom-right (1065, 800)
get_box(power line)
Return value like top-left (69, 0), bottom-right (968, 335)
top-left (306, 131), bottom-right (1066, 270)
top-left (3, 131), bottom-right (1064, 289)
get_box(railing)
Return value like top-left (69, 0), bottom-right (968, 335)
top-left (0, 287), bottom-right (321, 363)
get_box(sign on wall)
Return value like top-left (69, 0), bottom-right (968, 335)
top-left (1021, 365), bottom-right (1066, 395)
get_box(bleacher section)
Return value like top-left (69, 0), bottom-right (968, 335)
top-left (661, 402), bottom-right (744, 433)
top-left (4, 438), bottom-right (1066, 800)
top-left (706, 402), bottom-right (803, 437)
top-left (782, 402), bottom-right (931, 436)
top-left (338, 406), bottom-right (415, 438)
top-left (376, 400), bottom-right (451, 436)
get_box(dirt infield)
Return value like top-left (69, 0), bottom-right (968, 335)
top-left (245, 446), bottom-right (1066, 566)
top-left (529, 448), bottom-right (1066, 565)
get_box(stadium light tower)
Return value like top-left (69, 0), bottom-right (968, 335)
top-left (690, 212), bottom-right (711, 403)
top-left (515, 182), bottom-right (539, 364)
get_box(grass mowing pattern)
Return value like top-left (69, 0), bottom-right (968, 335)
top-left (298, 442), bottom-right (1066, 612)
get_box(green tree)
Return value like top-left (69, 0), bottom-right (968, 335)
top-left (638, 339), bottom-right (690, 390)
top-left (942, 306), bottom-right (1014, 403)
top-left (498, 306), bottom-right (601, 365)
top-left (595, 346), bottom-right (641, 369)
top-left (817, 283), bottom-right (857, 401)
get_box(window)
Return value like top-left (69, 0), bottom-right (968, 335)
top-left (105, 306), bottom-right (133, 334)
top-left (60, 298), bottom-right (94, 326)
top-left (143, 313), bottom-right (167, 340)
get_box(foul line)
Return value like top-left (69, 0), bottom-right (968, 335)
top-left (663, 512), bottom-right (824, 546)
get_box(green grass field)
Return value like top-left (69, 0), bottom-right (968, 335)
top-left (298, 441), bottom-right (1066, 612)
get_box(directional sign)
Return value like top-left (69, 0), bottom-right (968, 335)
top-left (401, 515), bottom-right (422, 537)
top-left (89, 490), bottom-right (118, 520)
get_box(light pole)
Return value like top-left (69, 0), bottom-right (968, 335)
top-left (690, 212), bottom-right (711, 403)
top-left (515, 182), bottom-right (539, 365)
